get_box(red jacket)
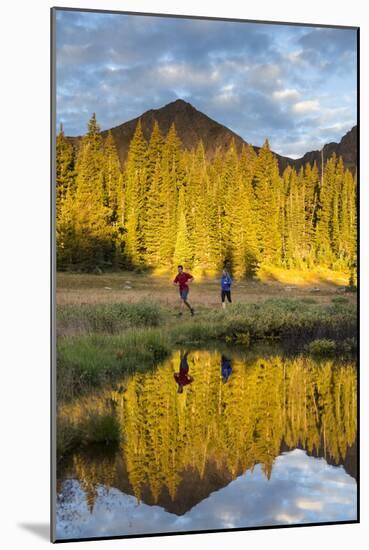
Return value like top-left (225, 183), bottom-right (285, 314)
top-left (173, 272), bottom-right (193, 291)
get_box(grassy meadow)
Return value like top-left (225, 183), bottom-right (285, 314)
top-left (56, 269), bottom-right (357, 403)
top-left (56, 267), bottom-right (354, 308)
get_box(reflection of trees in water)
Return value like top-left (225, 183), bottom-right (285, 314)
top-left (72, 450), bottom-right (117, 513)
top-left (61, 351), bottom-right (356, 511)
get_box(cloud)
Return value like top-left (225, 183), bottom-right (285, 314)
top-left (273, 88), bottom-right (301, 102)
top-left (292, 100), bottom-right (320, 114)
top-left (55, 9), bottom-right (357, 157)
top-left (298, 27), bottom-right (357, 56)
top-left (286, 51), bottom-right (304, 65)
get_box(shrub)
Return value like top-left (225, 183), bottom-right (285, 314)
top-left (299, 298), bottom-right (317, 304)
top-left (81, 412), bottom-right (121, 445)
top-left (57, 397), bottom-right (122, 456)
top-left (56, 418), bottom-right (82, 458)
top-left (341, 337), bottom-right (357, 353)
top-left (307, 339), bottom-right (337, 356)
top-left (331, 296), bottom-right (349, 305)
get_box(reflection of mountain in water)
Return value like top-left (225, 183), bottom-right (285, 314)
top-left (280, 440), bottom-right (357, 481)
top-left (58, 350), bottom-right (357, 515)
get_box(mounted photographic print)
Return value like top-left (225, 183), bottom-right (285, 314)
top-left (51, 6), bottom-right (359, 543)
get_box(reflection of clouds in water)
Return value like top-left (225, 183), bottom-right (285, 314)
top-left (56, 449), bottom-right (357, 540)
top-left (295, 498), bottom-right (322, 511)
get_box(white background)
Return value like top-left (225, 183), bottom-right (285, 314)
top-left (1, 0), bottom-right (367, 548)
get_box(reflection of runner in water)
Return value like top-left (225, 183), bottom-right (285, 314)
top-left (174, 350), bottom-right (193, 393)
top-left (221, 355), bottom-right (232, 383)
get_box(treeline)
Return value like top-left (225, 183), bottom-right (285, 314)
top-left (56, 114), bottom-right (357, 277)
top-left (59, 351), bottom-right (357, 510)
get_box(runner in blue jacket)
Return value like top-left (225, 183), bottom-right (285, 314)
top-left (221, 269), bottom-right (232, 308)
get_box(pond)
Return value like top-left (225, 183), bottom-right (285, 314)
top-left (56, 348), bottom-right (357, 540)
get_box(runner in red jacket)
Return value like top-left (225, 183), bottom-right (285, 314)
top-left (173, 265), bottom-right (195, 316)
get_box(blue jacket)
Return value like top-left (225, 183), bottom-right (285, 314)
top-left (221, 274), bottom-right (232, 291)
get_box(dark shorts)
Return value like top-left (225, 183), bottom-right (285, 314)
top-left (221, 290), bottom-right (232, 302)
top-left (180, 288), bottom-right (189, 300)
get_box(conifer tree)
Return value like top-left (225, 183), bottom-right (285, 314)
top-left (189, 142), bottom-right (211, 275)
top-left (140, 121), bottom-right (164, 249)
top-left (146, 120), bottom-right (164, 180)
top-left (56, 124), bottom-right (75, 214)
top-left (145, 160), bottom-right (163, 267)
top-left (157, 125), bottom-right (183, 267)
top-left (56, 184), bottom-right (78, 270)
top-left (220, 140), bottom-right (239, 268)
top-left (123, 119), bottom-right (148, 267)
top-left (239, 143), bottom-right (257, 185)
top-left (56, 124), bottom-right (77, 269)
top-left (173, 187), bottom-right (192, 267)
top-left (162, 123), bottom-right (185, 187)
top-left (315, 154), bottom-right (337, 266)
top-left (284, 167), bottom-right (305, 268)
top-left (72, 113), bottom-right (113, 270)
top-left (343, 170), bottom-right (357, 265)
top-left (206, 183), bottom-right (223, 274)
top-left (331, 157), bottom-right (345, 264)
top-left (303, 162), bottom-right (320, 267)
top-left (229, 172), bottom-right (259, 278)
top-left (102, 130), bottom-right (125, 267)
top-left (253, 140), bottom-right (282, 265)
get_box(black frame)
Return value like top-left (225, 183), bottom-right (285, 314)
top-left (50, 6), bottom-right (360, 543)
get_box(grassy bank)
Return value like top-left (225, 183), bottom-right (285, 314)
top-left (58, 298), bottom-right (357, 343)
top-left (57, 300), bottom-right (165, 336)
top-left (169, 299), bottom-right (356, 346)
top-left (57, 297), bottom-right (357, 400)
top-left (57, 328), bottom-right (171, 401)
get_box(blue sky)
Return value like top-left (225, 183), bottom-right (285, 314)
top-left (55, 10), bottom-right (357, 158)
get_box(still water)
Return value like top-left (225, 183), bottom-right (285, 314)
top-left (56, 348), bottom-right (357, 539)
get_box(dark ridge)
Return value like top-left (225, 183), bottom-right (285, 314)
top-left (66, 99), bottom-right (357, 175)
top-left (292, 126), bottom-right (357, 175)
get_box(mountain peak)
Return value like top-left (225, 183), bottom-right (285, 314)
top-left (96, 98), bottom-right (248, 167)
top-left (166, 98), bottom-right (192, 107)
top-left (153, 98), bottom-right (195, 115)
top-left (67, 101), bottom-right (357, 175)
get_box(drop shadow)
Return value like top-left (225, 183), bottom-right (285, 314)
top-left (18, 522), bottom-right (49, 541)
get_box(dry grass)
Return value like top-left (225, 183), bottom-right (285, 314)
top-left (56, 270), bottom-right (355, 307)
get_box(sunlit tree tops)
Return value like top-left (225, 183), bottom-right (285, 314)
top-left (56, 115), bottom-right (357, 277)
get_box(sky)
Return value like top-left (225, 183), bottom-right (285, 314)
top-left (56, 449), bottom-right (356, 539)
top-left (55, 9), bottom-right (357, 158)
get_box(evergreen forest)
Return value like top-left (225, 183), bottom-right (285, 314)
top-left (56, 114), bottom-right (357, 279)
